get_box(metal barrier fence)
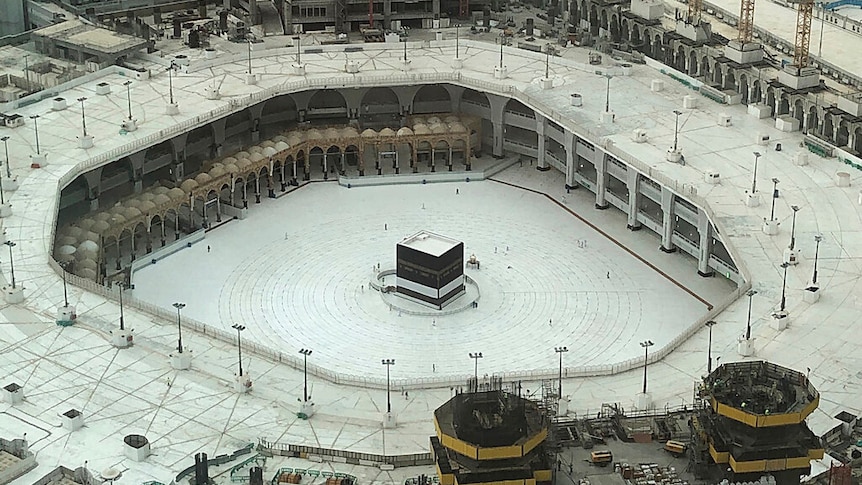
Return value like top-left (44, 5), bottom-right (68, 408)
top-left (48, 41), bottom-right (750, 391)
top-left (258, 440), bottom-right (434, 467)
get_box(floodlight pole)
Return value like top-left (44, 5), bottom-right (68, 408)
top-left (30, 115), bottom-right (41, 155)
top-left (705, 320), bottom-right (716, 373)
top-left (770, 178), bottom-right (780, 221)
top-left (640, 340), bottom-right (654, 394)
top-left (604, 75), bottom-right (613, 113)
top-left (812, 234), bottom-right (823, 284)
top-left (751, 152), bottom-right (761, 194)
top-left (168, 62), bottom-right (176, 104)
top-left (672, 110), bottom-right (682, 152)
top-left (789, 205), bottom-right (800, 250)
top-left (745, 289), bottom-right (757, 340)
top-left (232, 324), bottom-right (246, 376)
top-left (118, 282), bottom-right (126, 331)
top-left (469, 352), bottom-right (483, 382)
top-left (1, 136), bottom-right (9, 179)
top-left (247, 39), bottom-right (253, 74)
top-left (382, 358), bottom-right (395, 413)
top-left (5, 241), bottom-right (16, 288)
top-left (123, 81), bottom-right (133, 120)
top-left (173, 302), bottom-right (186, 353)
top-left (554, 346), bottom-right (568, 397)
top-left (300, 348), bottom-right (312, 401)
top-left (60, 261), bottom-right (70, 307)
top-left (77, 97), bottom-right (88, 137)
top-left (455, 25), bottom-right (460, 59)
top-left (779, 262), bottom-right (790, 312)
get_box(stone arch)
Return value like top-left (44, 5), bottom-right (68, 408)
top-left (504, 98), bottom-right (535, 118)
top-left (99, 157), bottom-right (135, 206)
top-left (688, 51), bottom-right (699, 76)
top-left (778, 94), bottom-right (790, 116)
top-left (725, 71), bottom-right (736, 91)
top-left (589, 4), bottom-right (599, 35)
top-left (854, 127), bottom-right (862, 152)
top-left (600, 9), bottom-right (608, 31)
top-left (823, 115), bottom-right (834, 141)
top-left (807, 106), bottom-right (819, 135)
top-left (713, 66), bottom-right (723, 86)
top-left (361, 87), bottom-right (400, 112)
top-left (766, 87), bottom-right (776, 114)
top-left (793, 99), bottom-right (805, 126)
top-left (609, 13), bottom-right (620, 42)
top-left (701, 56), bottom-right (710, 81)
top-left (739, 74), bottom-right (749, 104)
top-left (621, 18), bottom-right (629, 42)
top-left (308, 89), bottom-right (348, 121)
top-left (676, 45), bottom-right (686, 72)
top-left (413, 85), bottom-right (451, 114)
top-left (751, 80), bottom-right (762, 104)
top-left (836, 121), bottom-right (850, 146)
top-left (260, 94), bottom-right (298, 133)
top-left (632, 24), bottom-right (642, 47)
top-left (461, 88), bottom-right (490, 108)
top-left (326, 145), bottom-right (344, 176)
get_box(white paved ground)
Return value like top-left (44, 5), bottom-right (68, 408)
top-left (132, 175), bottom-right (716, 379)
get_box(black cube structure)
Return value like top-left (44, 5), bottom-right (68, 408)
top-left (396, 231), bottom-right (465, 309)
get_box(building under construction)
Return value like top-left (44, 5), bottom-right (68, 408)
top-left (690, 361), bottom-right (824, 485)
top-left (430, 378), bottom-right (553, 485)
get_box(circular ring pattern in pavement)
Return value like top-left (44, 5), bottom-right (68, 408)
top-left (135, 181), bottom-right (707, 379)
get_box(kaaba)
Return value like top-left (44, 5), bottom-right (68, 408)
top-left (396, 231), bottom-right (465, 309)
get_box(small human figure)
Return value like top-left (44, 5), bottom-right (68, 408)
top-left (377, 262), bottom-right (381, 270)
top-left (422, 203), bottom-right (425, 209)
top-left (405, 391), bottom-right (409, 399)
top-left (569, 464), bottom-right (573, 475)
top-left (456, 188), bottom-right (460, 195)
top-left (385, 223), bottom-right (388, 230)
top-left (398, 311), bottom-right (402, 317)
top-left (284, 232), bottom-right (289, 240)
top-left (606, 271), bottom-right (610, 279)
top-left (549, 318), bottom-right (552, 326)
top-left (506, 246), bottom-right (509, 251)
top-left (495, 246), bottom-right (498, 254)
top-left (207, 245), bottom-right (211, 252)
top-left (432, 319), bottom-right (436, 327)
top-left (361, 284), bottom-right (365, 292)
top-left (433, 364), bottom-right (436, 372)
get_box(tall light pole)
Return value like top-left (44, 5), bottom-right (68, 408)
top-left (745, 289), bottom-right (757, 340)
top-left (117, 282), bottom-right (126, 331)
top-left (0, 154), bottom-right (6, 206)
top-left (294, 36), bottom-right (302, 64)
top-left (640, 340), bottom-right (654, 394)
top-left (672, 109), bottom-right (682, 152)
top-left (232, 324), bottom-right (246, 376)
top-left (779, 262), bottom-right (790, 312)
top-left (499, 33), bottom-right (505, 69)
top-left (455, 24), bottom-right (460, 59)
top-left (172, 302), bottom-right (186, 353)
top-left (604, 75), bottom-right (613, 113)
top-left (59, 260), bottom-right (70, 308)
top-left (812, 234), bottom-right (823, 284)
top-left (769, 178), bottom-right (780, 221)
top-left (300, 348), bottom-right (312, 402)
top-left (751, 151), bottom-right (761, 194)
top-left (545, 44), bottom-right (551, 79)
top-left (77, 97), bottom-right (88, 137)
top-left (789, 205), bottom-right (800, 250)
top-left (705, 320), bottom-right (717, 373)
top-left (1, 136), bottom-right (10, 179)
top-left (554, 346), bottom-right (568, 398)
top-left (469, 352), bottom-right (483, 383)
top-left (30, 115), bottom-right (41, 155)
top-left (4, 241), bottom-right (16, 288)
top-left (381, 358), bottom-right (395, 413)
top-left (403, 38), bottom-right (408, 63)
top-left (123, 81), bottom-right (133, 120)
top-left (247, 39), bottom-right (253, 74)
top-left (167, 61), bottom-right (177, 105)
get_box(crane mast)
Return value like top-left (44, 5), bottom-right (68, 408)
top-left (793, 0), bottom-right (814, 67)
top-left (738, 0), bottom-right (756, 43)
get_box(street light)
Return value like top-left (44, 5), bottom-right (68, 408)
top-left (117, 281), bottom-right (127, 331)
top-left (294, 36), bottom-right (302, 65)
top-left (705, 320), bottom-right (717, 373)
top-left (300, 348), bottom-right (312, 402)
top-left (167, 61), bottom-right (177, 105)
top-left (381, 358), bottom-right (395, 413)
top-left (545, 44), bottom-right (551, 80)
top-left (455, 24), bottom-right (460, 59)
top-left (469, 352), bottom-right (483, 383)
top-left (30, 115), bottom-right (41, 155)
top-left (672, 109), bottom-right (682, 152)
top-left (745, 289), bottom-right (757, 340)
top-left (779, 262), bottom-right (790, 312)
top-left (1, 136), bottom-right (10, 179)
top-left (751, 151), bottom-right (761, 194)
top-left (59, 261), bottom-right (70, 308)
top-left (403, 38), bottom-right (408, 63)
top-left (247, 39), bottom-right (253, 74)
top-left (812, 234), bottom-right (823, 284)
top-left (232, 323), bottom-right (246, 376)
top-left (123, 81), bottom-right (133, 120)
top-left (499, 33), bottom-right (505, 69)
top-left (172, 302), bottom-right (186, 353)
top-left (789, 205), bottom-right (800, 250)
top-left (554, 346), bottom-right (568, 398)
top-left (769, 177), bottom-right (780, 221)
top-left (639, 340), bottom-right (654, 394)
top-left (4, 241), bottom-right (16, 289)
top-left (77, 97), bottom-right (88, 137)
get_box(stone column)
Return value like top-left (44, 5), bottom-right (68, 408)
top-left (626, 169), bottom-right (641, 230)
top-left (660, 187), bottom-right (676, 252)
top-left (594, 153), bottom-right (608, 210)
top-left (536, 117), bottom-right (548, 170)
top-left (697, 209), bottom-right (714, 276)
top-left (564, 131), bottom-right (576, 188)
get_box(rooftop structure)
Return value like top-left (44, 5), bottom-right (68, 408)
top-left (31, 19), bottom-right (149, 64)
top-left (400, 231), bottom-right (461, 257)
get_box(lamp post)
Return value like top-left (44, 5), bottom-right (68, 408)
top-left (705, 320), bottom-right (716, 373)
top-left (123, 81), bottom-right (133, 120)
top-left (117, 282), bottom-right (127, 331)
top-left (0, 154), bottom-right (6, 206)
top-left (172, 302), bottom-right (185, 353)
top-left (554, 346), bottom-right (568, 398)
top-left (30, 115), bottom-right (41, 155)
top-left (167, 61), bottom-right (177, 105)
top-left (295, 36), bottom-right (302, 64)
top-left (469, 352), bottom-right (483, 383)
top-left (232, 324), bottom-right (245, 376)
top-left (300, 348), bottom-right (312, 402)
top-left (812, 234), bottom-right (823, 284)
top-left (382, 358), bottom-right (395, 413)
top-left (604, 75), bottom-right (613, 113)
top-left (77, 97), bottom-right (88, 137)
top-left (672, 109), bottom-right (682, 152)
top-left (1, 136), bottom-right (10, 179)
top-left (751, 151), bottom-right (761, 194)
top-left (247, 39), bottom-right (253, 74)
top-left (545, 44), bottom-right (551, 79)
top-left (59, 261), bottom-right (70, 308)
top-left (455, 24), bottom-right (460, 59)
top-left (639, 340), bottom-right (654, 394)
top-left (4, 241), bottom-right (16, 288)
top-left (403, 38), bottom-right (408, 63)
top-left (779, 262), bottom-right (790, 312)
top-left (499, 34), bottom-right (505, 69)
top-left (789, 205), bottom-right (800, 250)
top-left (770, 177), bottom-right (780, 221)
top-left (745, 289), bottom-right (757, 340)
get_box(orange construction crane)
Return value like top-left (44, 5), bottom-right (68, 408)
top-left (737, 0), bottom-right (755, 42)
top-left (792, 0), bottom-right (814, 67)
top-left (688, 0), bottom-right (702, 24)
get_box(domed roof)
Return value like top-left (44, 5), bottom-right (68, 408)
top-left (222, 157), bottom-right (238, 165)
top-left (76, 218), bottom-right (96, 231)
top-left (91, 220), bottom-right (110, 233)
top-left (168, 187), bottom-right (186, 200)
top-left (151, 186), bottom-right (170, 195)
top-left (324, 128), bottom-right (341, 139)
top-left (413, 124), bottom-right (431, 135)
top-left (448, 122), bottom-right (467, 133)
top-left (249, 152), bottom-right (265, 162)
top-left (138, 192), bottom-right (156, 202)
top-left (396, 127), bottom-right (414, 136)
top-left (66, 226), bottom-right (84, 238)
top-left (263, 146), bottom-right (277, 157)
top-left (180, 179), bottom-right (199, 192)
top-left (306, 129), bottom-right (323, 139)
top-left (225, 163), bottom-right (240, 174)
top-left (194, 173), bottom-right (212, 185)
top-left (236, 158), bottom-right (253, 169)
top-left (273, 135), bottom-right (288, 143)
top-left (361, 129), bottom-right (377, 138)
top-left (78, 240), bottom-right (99, 253)
top-left (77, 258), bottom-right (98, 270)
top-left (209, 166), bottom-right (226, 178)
top-left (286, 133), bottom-right (304, 145)
top-left (123, 199), bottom-right (141, 208)
top-left (379, 128), bottom-right (396, 137)
top-left (248, 146), bottom-right (263, 154)
top-left (57, 236), bottom-right (77, 247)
top-left (55, 246), bottom-right (76, 262)
top-left (275, 141), bottom-right (290, 151)
top-left (77, 267), bottom-right (98, 280)
top-left (342, 127), bottom-right (360, 138)
top-left (153, 194), bottom-right (171, 205)
top-left (123, 207), bottom-right (142, 218)
top-left (427, 116), bottom-right (442, 124)
top-left (444, 115), bottom-right (460, 123)
top-left (94, 212), bottom-right (112, 221)
top-left (260, 140), bottom-right (276, 148)
top-left (430, 123), bottom-right (448, 134)
top-left (82, 231), bottom-right (99, 243)
top-left (139, 200), bottom-right (157, 213)
top-left (109, 213), bottom-right (126, 225)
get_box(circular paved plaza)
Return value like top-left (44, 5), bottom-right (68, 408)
top-left (132, 177), bottom-right (710, 379)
